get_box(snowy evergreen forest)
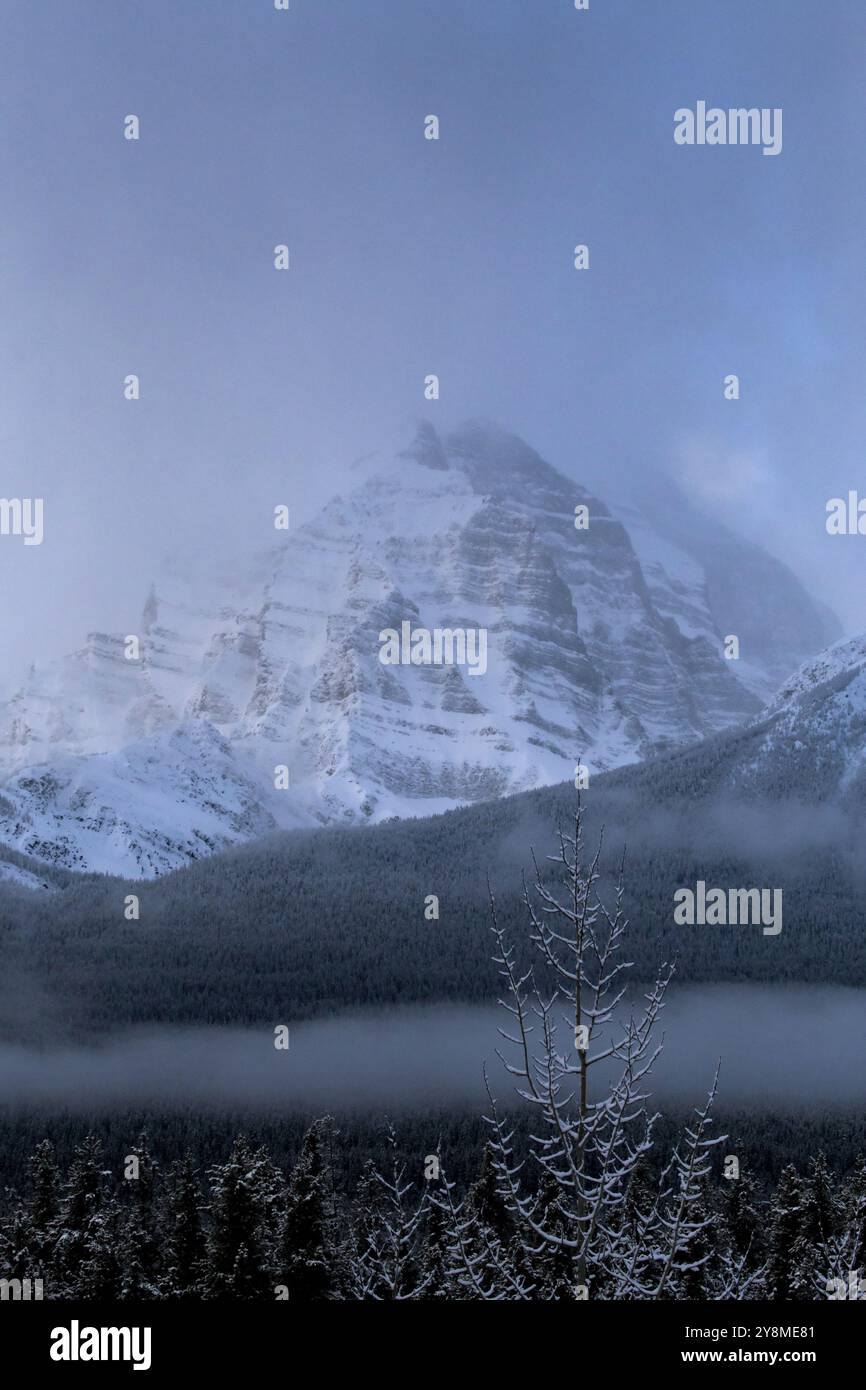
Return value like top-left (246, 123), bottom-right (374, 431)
top-left (2, 798), bottom-right (863, 1301)
top-left (1, 1123), bottom-right (863, 1300)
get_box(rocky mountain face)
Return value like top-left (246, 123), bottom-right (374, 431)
top-left (0, 421), bottom-right (842, 877)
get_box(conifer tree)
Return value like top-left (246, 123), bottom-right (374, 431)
top-left (799, 1151), bottom-right (838, 1249)
top-left (766, 1165), bottom-right (805, 1300)
top-left (160, 1153), bottom-right (206, 1296)
top-left (0, 1202), bottom-right (36, 1284)
top-left (419, 1183), bottom-right (455, 1300)
top-left (792, 1151), bottom-right (840, 1298)
top-left (78, 1200), bottom-right (137, 1300)
top-left (62, 1135), bottom-right (106, 1232)
top-left (122, 1132), bottom-right (160, 1290)
top-left (54, 1135), bottom-right (108, 1290)
top-left (28, 1139), bottom-right (60, 1232)
top-left (204, 1136), bottom-right (270, 1298)
top-left (720, 1163), bottom-right (764, 1267)
top-left (277, 1118), bottom-right (337, 1300)
top-left (465, 1142), bottom-right (511, 1244)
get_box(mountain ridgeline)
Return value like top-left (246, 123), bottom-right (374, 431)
top-left (0, 421), bottom-right (839, 877)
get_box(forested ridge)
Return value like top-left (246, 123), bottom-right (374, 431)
top-left (2, 732), bottom-right (865, 1041)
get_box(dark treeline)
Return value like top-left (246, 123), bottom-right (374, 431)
top-left (2, 1105), bottom-right (866, 1196)
top-left (1, 1117), bottom-right (864, 1300)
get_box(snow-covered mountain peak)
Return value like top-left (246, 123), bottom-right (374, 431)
top-left (0, 421), bottom-right (842, 877)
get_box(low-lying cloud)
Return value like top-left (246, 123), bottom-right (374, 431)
top-left (0, 985), bottom-right (862, 1114)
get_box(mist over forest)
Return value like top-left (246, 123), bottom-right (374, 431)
top-left (0, 985), bottom-right (859, 1113)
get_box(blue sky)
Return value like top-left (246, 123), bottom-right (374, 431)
top-left (1, 0), bottom-right (865, 670)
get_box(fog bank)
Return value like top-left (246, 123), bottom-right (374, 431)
top-left (0, 985), bottom-right (862, 1114)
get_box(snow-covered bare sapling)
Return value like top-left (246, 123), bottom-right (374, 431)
top-left (449, 792), bottom-right (744, 1300)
